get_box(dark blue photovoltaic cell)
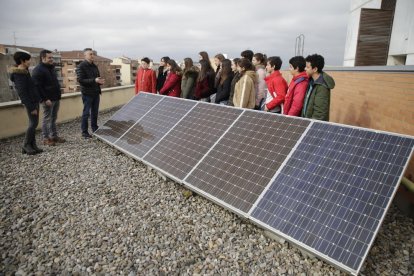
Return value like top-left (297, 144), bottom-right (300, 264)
top-left (143, 103), bottom-right (243, 181)
top-left (94, 93), bottom-right (162, 144)
top-left (251, 122), bottom-right (414, 272)
top-left (114, 97), bottom-right (196, 158)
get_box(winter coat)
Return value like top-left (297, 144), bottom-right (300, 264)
top-left (215, 71), bottom-right (234, 103)
top-left (194, 71), bottom-right (215, 100)
top-left (159, 71), bottom-right (182, 97)
top-left (283, 71), bottom-right (309, 116)
top-left (76, 60), bottom-right (101, 96)
top-left (181, 66), bottom-right (199, 99)
top-left (135, 68), bottom-right (156, 94)
top-left (228, 71), bottom-right (241, 107)
top-left (302, 72), bottom-right (335, 121)
top-left (263, 70), bottom-right (288, 111)
top-left (255, 65), bottom-right (267, 107)
top-left (233, 70), bottom-right (257, 109)
top-left (32, 63), bottom-right (61, 102)
top-left (156, 66), bottom-right (168, 92)
top-left (9, 67), bottom-right (41, 112)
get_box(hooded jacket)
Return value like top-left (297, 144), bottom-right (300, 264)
top-left (233, 70), bottom-right (257, 109)
top-left (263, 70), bottom-right (288, 111)
top-left (9, 67), bottom-right (41, 112)
top-left (283, 71), bottom-right (309, 116)
top-left (135, 67), bottom-right (156, 94)
top-left (160, 71), bottom-right (182, 97)
top-left (32, 62), bottom-right (61, 102)
top-left (302, 72), bottom-right (335, 121)
top-left (181, 66), bottom-right (199, 99)
top-left (76, 60), bottom-right (101, 96)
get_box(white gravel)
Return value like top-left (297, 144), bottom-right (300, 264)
top-left (1, 109), bottom-right (413, 275)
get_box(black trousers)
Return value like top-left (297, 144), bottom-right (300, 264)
top-left (24, 105), bottom-right (39, 146)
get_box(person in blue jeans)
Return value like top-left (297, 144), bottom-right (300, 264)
top-left (76, 48), bottom-right (104, 138)
top-left (32, 49), bottom-right (66, 146)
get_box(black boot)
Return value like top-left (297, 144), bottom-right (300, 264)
top-left (31, 141), bottom-right (43, 153)
top-left (22, 144), bottom-right (36, 155)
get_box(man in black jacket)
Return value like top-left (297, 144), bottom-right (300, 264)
top-left (76, 48), bottom-right (105, 138)
top-left (32, 50), bottom-right (65, 146)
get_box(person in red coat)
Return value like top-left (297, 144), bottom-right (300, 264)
top-left (262, 56), bottom-right (288, 113)
top-left (135, 57), bottom-right (156, 94)
top-left (283, 56), bottom-right (309, 116)
top-left (159, 59), bottom-right (182, 97)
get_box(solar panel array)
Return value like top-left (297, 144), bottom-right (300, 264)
top-left (95, 92), bottom-right (414, 275)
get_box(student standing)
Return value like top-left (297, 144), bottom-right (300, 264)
top-left (262, 56), bottom-right (288, 113)
top-left (135, 57), bottom-right (156, 94)
top-left (228, 58), bottom-right (241, 107)
top-left (252, 53), bottom-right (267, 109)
top-left (233, 58), bottom-right (256, 109)
top-left (10, 52), bottom-right (42, 155)
top-left (302, 54), bottom-right (335, 121)
top-left (215, 59), bottom-right (234, 105)
top-left (194, 59), bottom-right (215, 101)
top-left (181, 58), bottom-right (199, 99)
top-left (156, 56), bottom-right (170, 93)
top-left (283, 56), bottom-right (309, 116)
top-left (159, 59), bottom-right (182, 97)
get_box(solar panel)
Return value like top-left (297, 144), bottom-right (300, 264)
top-left (143, 103), bottom-right (243, 181)
top-left (250, 122), bottom-right (414, 274)
top-left (94, 93), bottom-right (162, 144)
top-left (97, 94), bottom-right (414, 275)
top-left (185, 111), bottom-right (310, 214)
top-left (114, 97), bottom-right (197, 159)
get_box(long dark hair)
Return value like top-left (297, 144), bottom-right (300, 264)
top-left (253, 53), bottom-right (267, 66)
top-left (197, 59), bottom-right (213, 82)
top-left (183, 58), bottom-right (193, 71)
top-left (238, 58), bottom-right (254, 75)
top-left (199, 51), bottom-right (210, 62)
top-left (219, 59), bottom-right (232, 85)
top-left (167, 59), bottom-right (182, 74)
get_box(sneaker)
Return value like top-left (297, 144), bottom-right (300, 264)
top-left (53, 136), bottom-right (66, 143)
top-left (82, 133), bottom-right (93, 139)
top-left (43, 138), bottom-right (56, 146)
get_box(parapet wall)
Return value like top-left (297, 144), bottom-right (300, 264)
top-left (0, 85), bottom-right (135, 139)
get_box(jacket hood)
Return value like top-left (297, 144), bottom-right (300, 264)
top-left (9, 66), bottom-right (29, 81)
top-left (314, 72), bottom-right (335, 89)
top-left (183, 66), bottom-right (199, 78)
top-left (293, 71), bottom-right (308, 81)
top-left (244, 70), bottom-right (257, 83)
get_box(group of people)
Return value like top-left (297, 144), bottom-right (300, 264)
top-left (135, 50), bottom-right (335, 122)
top-left (10, 48), bottom-right (102, 155)
top-left (10, 48), bottom-right (335, 156)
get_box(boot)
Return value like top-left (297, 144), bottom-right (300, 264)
top-left (31, 141), bottom-right (44, 153)
top-left (22, 144), bottom-right (36, 155)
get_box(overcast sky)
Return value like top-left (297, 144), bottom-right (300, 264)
top-left (0, 0), bottom-right (351, 66)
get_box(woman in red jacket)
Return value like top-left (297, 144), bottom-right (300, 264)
top-left (194, 59), bottom-right (215, 101)
top-left (159, 59), bottom-right (182, 97)
top-left (135, 57), bottom-right (156, 95)
top-left (283, 56), bottom-right (309, 116)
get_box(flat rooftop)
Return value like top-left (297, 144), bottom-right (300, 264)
top-left (1, 110), bottom-right (413, 275)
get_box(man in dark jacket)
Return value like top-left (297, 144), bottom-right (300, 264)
top-left (32, 50), bottom-right (65, 146)
top-left (9, 51), bottom-right (43, 155)
top-left (302, 54), bottom-right (335, 121)
top-left (76, 48), bottom-right (104, 138)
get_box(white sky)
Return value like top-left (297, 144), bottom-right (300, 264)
top-left (0, 0), bottom-right (351, 66)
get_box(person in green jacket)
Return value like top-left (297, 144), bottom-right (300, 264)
top-left (302, 54), bottom-right (335, 121)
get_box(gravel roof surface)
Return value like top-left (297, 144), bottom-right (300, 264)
top-left (1, 109), bottom-right (413, 275)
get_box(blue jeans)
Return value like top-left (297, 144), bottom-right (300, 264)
top-left (42, 100), bottom-right (60, 139)
top-left (81, 94), bottom-right (100, 134)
